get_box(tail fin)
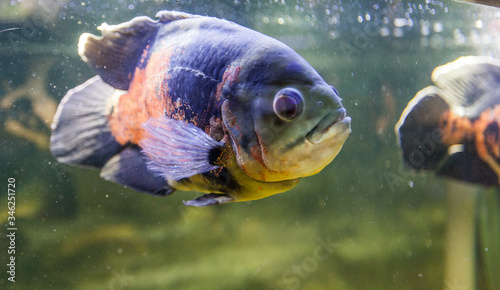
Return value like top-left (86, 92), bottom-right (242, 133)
top-left (50, 76), bottom-right (174, 195)
top-left (50, 76), bottom-right (123, 168)
top-left (395, 86), bottom-right (450, 170)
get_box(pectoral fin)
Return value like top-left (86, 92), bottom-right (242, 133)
top-left (140, 116), bottom-right (225, 181)
top-left (183, 194), bottom-right (234, 207)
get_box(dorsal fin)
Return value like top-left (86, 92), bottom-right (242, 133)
top-left (432, 56), bottom-right (500, 118)
top-left (140, 116), bottom-right (224, 181)
top-left (155, 10), bottom-right (200, 22)
top-left (78, 10), bottom-right (200, 90)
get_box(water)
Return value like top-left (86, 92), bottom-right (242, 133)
top-left (0, 0), bottom-right (499, 289)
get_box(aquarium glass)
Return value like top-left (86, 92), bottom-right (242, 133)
top-left (1, 0), bottom-right (499, 289)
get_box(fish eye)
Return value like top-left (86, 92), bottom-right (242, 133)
top-left (273, 88), bottom-right (304, 121)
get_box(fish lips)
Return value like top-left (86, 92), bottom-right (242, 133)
top-left (306, 108), bottom-right (351, 144)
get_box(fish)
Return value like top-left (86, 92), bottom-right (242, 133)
top-left (395, 56), bottom-right (500, 186)
top-left (50, 10), bottom-right (351, 206)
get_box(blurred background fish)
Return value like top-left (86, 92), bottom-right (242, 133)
top-left (395, 56), bottom-right (500, 290)
top-left (395, 56), bottom-right (500, 186)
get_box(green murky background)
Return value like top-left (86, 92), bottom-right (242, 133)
top-left (1, 0), bottom-right (499, 289)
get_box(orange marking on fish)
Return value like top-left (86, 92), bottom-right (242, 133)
top-left (439, 110), bottom-right (473, 146)
top-left (109, 47), bottom-right (176, 145)
top-left (474, 105), bottom-right (500, 160)
top-left (250, 144), bottom-right (267, 168)
top-left (473, 106), bottom-right (500, 181)
top-left (173, 98), bottom-right (182, 109)
top-left (214, 65), bottom-right (241, 102)
top-left (440, 105), bottom-right (500, 179)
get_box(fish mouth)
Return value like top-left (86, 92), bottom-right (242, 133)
top-left (306, 108), bottom-right (351, 144)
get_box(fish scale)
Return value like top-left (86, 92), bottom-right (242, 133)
top-left (146, 35), bottom-right (245, 125)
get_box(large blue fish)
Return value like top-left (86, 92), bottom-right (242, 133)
top-left (50, 11), bottom-right (351, 206)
